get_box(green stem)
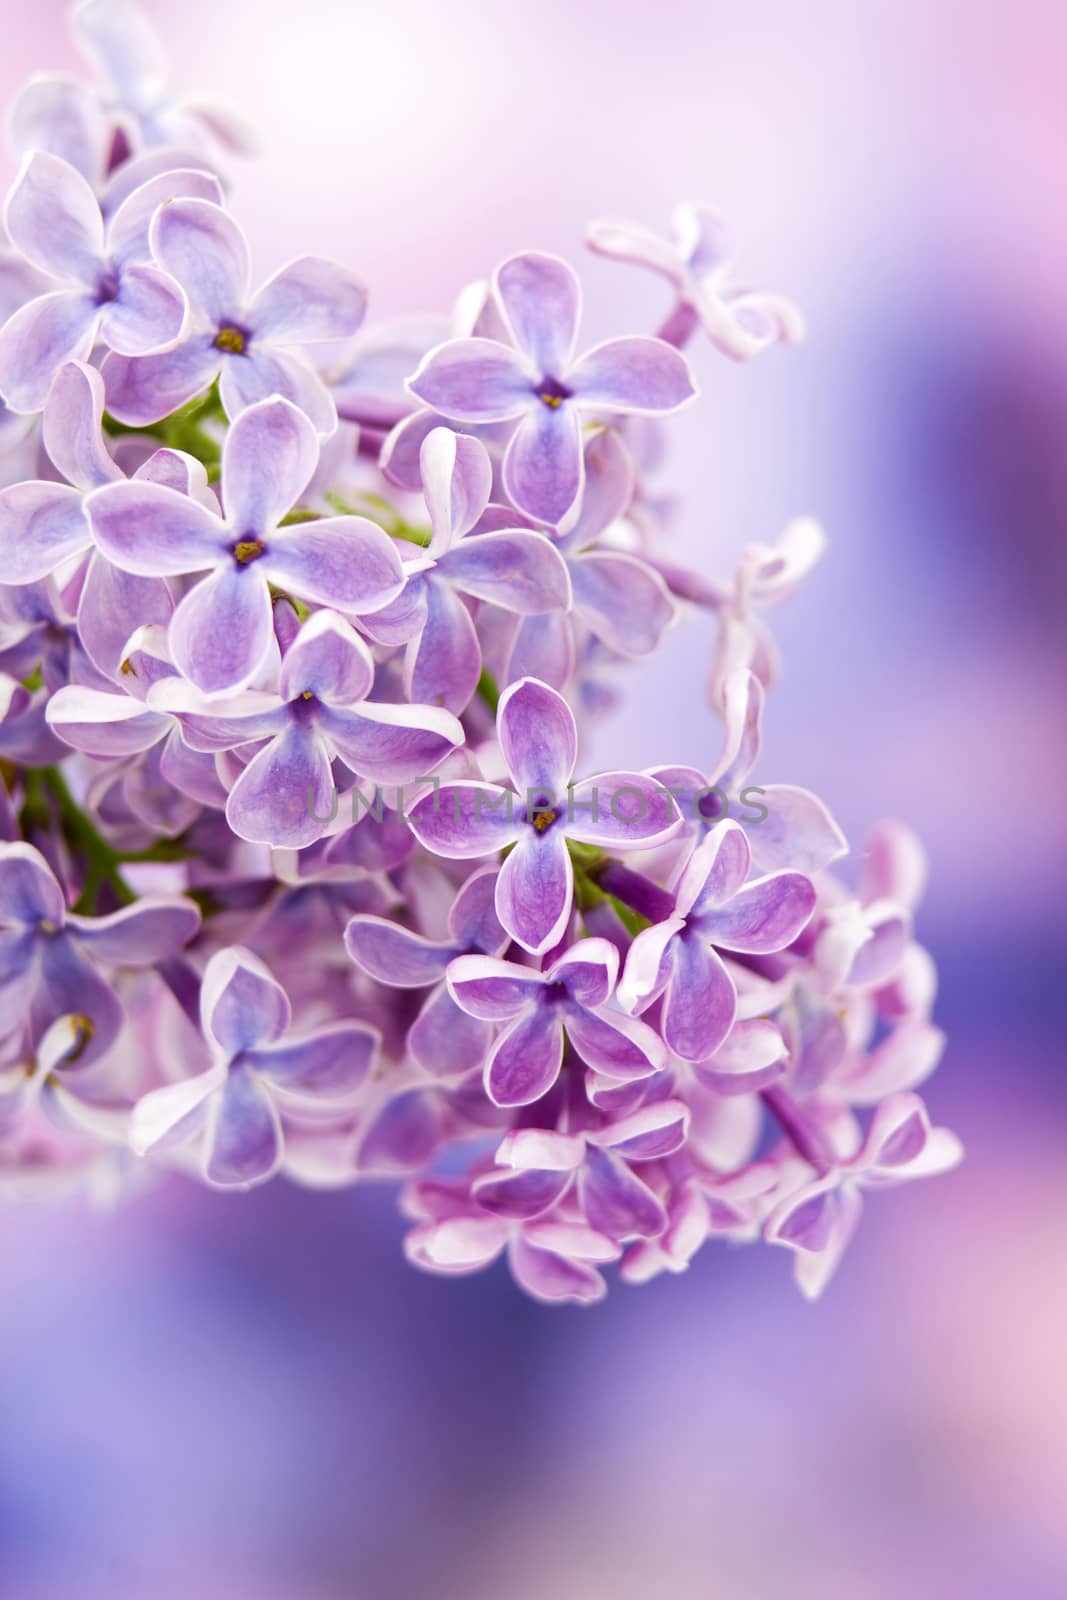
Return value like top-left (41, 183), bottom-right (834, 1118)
top-left (475, 667), bottom-right (500, 714)
top-left (35, 768), bottom-right (137, 913)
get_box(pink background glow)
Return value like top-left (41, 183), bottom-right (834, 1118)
top-left (1, 3), bottom-right (1065, 1596)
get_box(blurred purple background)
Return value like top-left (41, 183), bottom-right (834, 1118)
top-left (2, 3), bottom-right (1065, 1596)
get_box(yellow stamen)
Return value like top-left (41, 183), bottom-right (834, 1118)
top-left (233, 540), bottom-right (265, 565)
top-left (538, 391), bottom-right (563, 409)
top-left (215, 325), bottom-right (247, 355)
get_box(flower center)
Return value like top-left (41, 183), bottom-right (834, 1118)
top-left (215, 323), bottom-right (250, 355)
top-left (535, 375), bottom-right (572, 410)
top-left (232, 538), bottom-right (266, 565)
top-left (528, 794), bottom-right (559, 834)
top-left (95, 268), bottom-right (120, 305)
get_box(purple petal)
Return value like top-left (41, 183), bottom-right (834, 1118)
top-left (498, 675), bottom-right (576, 793)
top-left (697, 870), bottom-right (816, 954)
top-left (5, 151), bottom-right (103, 283)
top-left (746, 783), bottom-right (848, 875)
top-left (547, 937), bottom-right (617, 1006)
top-left (279, 608), bottom-right (374, 705)
top-left (250, 1022), bottom-right (376, 1099)
top-left (73, 0), bottom-right (169, 103)
top-left (579, 1146), bottom-right (668, 1239)
top-left (407, 337), bottom-right (531, 422)
top-left (226, 723), bottom-right (336, 848)
top-left (66, 896), bottom-right (200, 964)
top-left (77, 556), bottom-right (174, 681)
top-left (502, 402), bottom-right (582, 526)
top-left (218, 345), bottom-right (337, 434)
top-left (9, 76), bottom-right (109, 187)
top-left (569, 335), bottom-right (697, 414)
top-left (34, 935), bottom-right (123, 1066)
top-left (420, 427), bottom-right (493, 552)
top-left (319, 700), bottom-right (462, 785)
top-left (0, 931), bottom-right (42, 1035)
top-left (662, 931), bottom-right (736, 1061)
top-left (407, 984), bottom-right (492, 1078)
top-left (101, 335), bottom-right (220, 425)
top-left (503, 610), bottom-right (575, 690)
top-left (694, 1017), bottom-right (787, 1095)
top-left (204, 1063), bottom-right (283, 1188)
top-left (0, 291), bottom-right (98, 413)
top-left (356, 572), bottom-right (429, 648)
top-left (589, 1100), bottom-right (691, 1161)
top-left (484, 1006), bottom-right (564, 1106)
top-left (0, 841), bottom-right (65, 925)
top-left (406, 781), bottom-right (522, 860)
top-left (564, 1004), bottom-right (666, 1079)
top-left (106, 168), bottom-right (225, 266)
top-left (264, 517), bottom-right (405, 613)
top-left (86, 478), bottom-right (224, 576)
top-left (250, 255), bottom-right (367, 344)
top-left (494, 252), bottom-right (581, 373)
top-left (569, 551), bottom-right (676, 655)
top-left (99, 262), bottom-right (186, 356)
top-left (42, 360), bottom-right (123, 492)
top-left (442, 529), bottom-right (571, 614)
top-left (507, 1237), bottom-right (607, 1305)
top-left (344, 916), bottom-right (454, 988)
top-left (405, 576), bottom-right (481, 713)
top-left (170, 565), bottom-right (274, 694)
top-left (495, 827), bottom-right (573, 955)
top-left (201, 946), bottom-right (291, 1054)
top-left (220, 394), bottom-right (318, 533)
top-left (446, 954), bottom-right (543, 1020)
top-left (46, 684), bottom-right (168, 757)
top-left (675, 820), bottom-right (751, 918)
top-left (472, 1165), bottom-right (572, 1220)
top-left (0, 482), bottom-right (90, 584)
top-left (565, 772), bottom-right (680, 849)
top-left (448, 866), bottom-right (507, 954)
top-left (130, 1064), bottom-right (225, 1157)
top-left (616, 916), bottom-right (684, 1015)
top-left (586, 216), bottom-right (686, 285)
top-left (359, 1090), bottom-right (445, 1175)
top-left (150, 197), bottom-right (250, 323)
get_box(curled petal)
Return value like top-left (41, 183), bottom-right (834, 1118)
top-left (131, 1063), bottom-right (226, 1157)
top-left (204, 1063), bottom-right (283, 1189)
top-left (473, 1165), bottom-right (572, 1220)
top-left (46, 684), bottom-right (168, 757)
top-left (345, 916), bottom-right (454, 988)
top-left (579, 1145), bottom-right (668, 1240)
top-left (42, 360), bottom-right (122, 492)
top-left (5, 151), bottom-right (103, 283)
top-left (565, 1005), bottom-right (666, 1080)
top-left (507, 1237), bottom-right (607, 1305)
top-left (107, 168), bottom-right (225, 267)
top-left (588, 1100), bottom-right (691, 1161)
top-left (225, 723), bottom-right (335, 848)
top-left (0, 841), bottom-right (65, 926)
top-left (264, 517), bottom-right (405, 613)
top-left (676, 821), bottom-right (752, 918)
top-left (447, 954), bottom-right (543, 1020)
top-left (98, 262), bottom-right (186, 357)
top-left (420, 427), bottom-right (493, 553)
top-left (200, 946), bottom-right (291, 1054)
top-left (101, 335), bottom-right (220, 425)
top-left (318, 700), bottom-right (463, 785)
top-left (279, 608), bottom-right (374, 705)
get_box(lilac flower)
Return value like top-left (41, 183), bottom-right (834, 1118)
top-left (447, 936), bottom-right (666, 1107)
top-left (0, 841), bottom-right (200, 1063)
top-left (361, 427), bottom-right (572, 712)
top-left (587, 204), bottom-right (805, 358)
top-left (652, 667), bottom-right (847, 874)
top-left (765, 1092), bottom-right (963, 1298)
top-left (148, 609), bottom-right (464, 848)
top-left (407, 251), bottom-right (696, 525)
top-left (0, 154), bottom-right (221, 413)
top-left (344, 865), bottom-right (509, 1078)
top-left (72, 0), bottom-right (256, 159)
top-left (86, 395), bottom-right (406, 694)
top-left (103, 199), bottom-right (366, 431)
top-left (407, 677), bottom-right (681, 954)
top-left (130, 945), bottom-right (377, 1189)
top-left (618, 819), bottom-right (816, 1062)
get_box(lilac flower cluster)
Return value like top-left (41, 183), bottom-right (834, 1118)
top-left (0, 0), bottom-right (960, 1302)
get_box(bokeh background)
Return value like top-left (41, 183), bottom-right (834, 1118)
top-left (2, 2), bottom-right (1066, 1596)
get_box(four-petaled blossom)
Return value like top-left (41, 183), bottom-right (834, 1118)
top-left (86, 395), bottom-right (405, 694)
top-left (765, 1092), bottom-right (964, 1298)
top-left (148, 609), bottom-right (464, 848)
top-left (618, 819), bottom-right (816, 1061)
top-left (447, 936), bottom-right (666, 1107)
top-left (587, 204), bottom-right (805, 359)
top-left (407, 677), bottom-right (681, 955)
top-left (361, 427), bottom-right (572, 712)
top-left (0, 841), bottom-right (200, 1063)
top-left (408, 251), bottom-right (697, 525)
top-left (0, 153), bottom-right (221, 412)
top-left (344, 865), bottom-right (509, 1078)
top-left (102, 199), bottom-right (366, 431)
top-left (131, 946), bottom-right (378, 1188)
